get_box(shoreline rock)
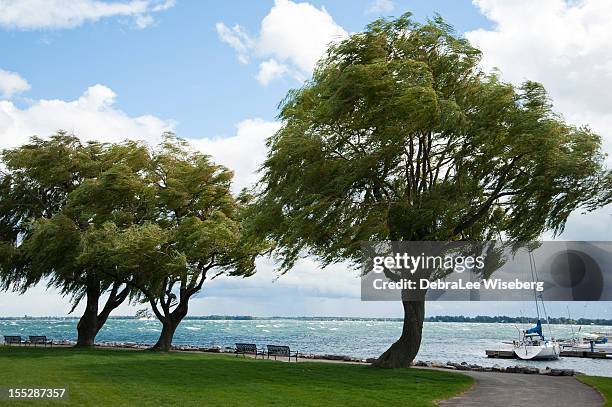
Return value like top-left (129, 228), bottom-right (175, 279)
top-left (413, 360), bottom-right (576, 376)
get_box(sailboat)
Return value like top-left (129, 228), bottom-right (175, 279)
top-left (560, 331), bottom-right (612, 352)
top-left (512, 252), bottom-right (560, 360)
top-left (513, 320), bottom-right (561, 360)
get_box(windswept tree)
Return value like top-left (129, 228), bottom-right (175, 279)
top-left (0, 134), bottom-right (151, 346)
top-left (252, 14), bottom-right (609, 368)
top-left (81, 137), bottom-right (270, 351)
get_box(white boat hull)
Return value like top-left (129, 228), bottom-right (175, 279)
top-left (514, 341), bottom-right (560, 360)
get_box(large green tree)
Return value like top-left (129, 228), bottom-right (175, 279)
top-left (0, 134), bottom-right (150, 346)
top-left (80, 136), bottom-right (269, 351)
top-left (252, 14), bottom-right (610, 368)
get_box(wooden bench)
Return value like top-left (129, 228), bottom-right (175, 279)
top-left (28, 336), bottom-right (53, 347)
top-left (235, 343), bottom-right (265, 358)
top-left (266, 345), bottom-right (299, 362)
top-left (3, 335), bottom-right (22, 346)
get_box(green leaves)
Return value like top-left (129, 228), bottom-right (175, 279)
top-left (0, 132), bottom-right (270, 315)
top-left (24, 215), bottom-right (81, 275)
top-left (253, 14), bottom-right (609, 271)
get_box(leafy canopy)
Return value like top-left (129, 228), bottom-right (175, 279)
top-left (78, 135), bottom-right (270, 318)
top-left (0, 133), bottom-right (269, 318)
top-left (253, 14), bottom-right (609, 271)
top-left (0, 133), bottom-right (151, 305)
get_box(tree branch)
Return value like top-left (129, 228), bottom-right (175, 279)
top-left (452, 156), bottom-right (522, 236)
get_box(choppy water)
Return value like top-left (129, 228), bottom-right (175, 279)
top-left (1, 318), bottom-right (610, 377)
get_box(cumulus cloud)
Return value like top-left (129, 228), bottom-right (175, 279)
top-left (366, 0), bottom-right (394, 14)
top-left (0, 77), bottom-right (354, 316)
top-left (199, 257), bottom-right (360, 301)
top-left (191, 118), bottom-right (281, 191)
top-left (216, 0), bottom-right (348, 85)
top-left (466, 0), bottom-right (612, 161)
top-left (0, 257), bottom-right (390, 317)
top-left (466, 0), bottom-right (612, 239)
top-left (256, 59), bottom-right (292, 85)
top-left (0, 83), bottom-right (175, 149)
top-left (0, 69), bottom-right (30, 98)
top-left (256, 0), bottom-right (348, 73)
top-left (0, 0), bottom-right (175, 30)
top-left (0, 70), bottom-right (277, 192)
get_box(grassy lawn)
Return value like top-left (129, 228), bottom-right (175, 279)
top-left (0, 347), bottom-right (472, 406)
top-left (578, 375), bottom-right (612, 407)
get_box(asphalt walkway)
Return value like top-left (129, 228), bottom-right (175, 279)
top-left (439, 370), bottom-right (604, 407)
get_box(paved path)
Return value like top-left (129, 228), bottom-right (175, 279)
top-left (439, 371), bottom-right (604, 407)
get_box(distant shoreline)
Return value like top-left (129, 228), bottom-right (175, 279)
top-left (1, 315), bottom-right (611, 325)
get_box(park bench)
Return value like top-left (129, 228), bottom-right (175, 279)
top-left (28, 335), bottom-right (53, 347)
top-left (3, 335), bottom-right (22, 346)
top-left (266, 345), bottom-right (299, 362)
top-left (235, 343), bottom-right (265, 358)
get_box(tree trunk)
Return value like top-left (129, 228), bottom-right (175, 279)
top-left (151, 319), bottom-right (178, 352)
top-left (151, 304), bottom-right (188, 352)
top-left (373, 300), bottom-right (425, 368)
top-left (76, 280), bottom-right (100, 347)
top-left (76, 279), bottom-right (129, 347)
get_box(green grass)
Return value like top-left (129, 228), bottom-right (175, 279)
top-left (578, 375), bottom-right (612, 407)
top-left (0, 347), bottom-right (472, 406)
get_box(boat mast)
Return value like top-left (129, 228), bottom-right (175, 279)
top-left (567, 306), bottom-right (576, 342)
top-left (528, 251), bottom-right (541, 321)
top-left (530, 251), bottom-right (552, 339)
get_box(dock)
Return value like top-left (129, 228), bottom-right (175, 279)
top-left (559, 350), bottom-right (611, 359)
top-left (486, 349), bottom-right (612, 359)
top-left (485, 349), bottom-right (515, 359)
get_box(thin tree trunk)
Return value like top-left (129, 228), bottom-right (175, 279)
top-left (373, 299), bottom-right (425, 368)
top-left (96, 283), bottom-right (130, 332)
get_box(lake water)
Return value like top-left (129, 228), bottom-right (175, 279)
top-left (1, 318), bottom-right (610, 377)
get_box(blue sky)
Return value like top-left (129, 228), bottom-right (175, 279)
top-left (0, 0), bottom-right (492, 138)
top-left (0, 0), bottom-right (610, 318)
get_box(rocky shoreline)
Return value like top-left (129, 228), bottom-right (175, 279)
top-left (413, 360), bottom-right (577, 376)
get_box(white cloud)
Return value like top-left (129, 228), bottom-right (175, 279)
top-left (0, 69), bottom-right (30, 98)
top-left (256, 59), bottom-right (291, 85)
top-left (201, 257), bottom-right (361, 302)
top-left (215, 22), bottom-right (254, 64)
top-left (216, 0), bottom-right (348, 85)
top-left (0, 83), bottom-right (174, 149)
top-left (467, 0), bottom-right (612, 240)
top-left (191, 118), bottom-right (281, 192)
top-left (151, 0), bottom-right (174, 12)
top-left (256, 0), bottom-right (348, 74)
top-left (0, 69), bottom-right (275, 192)
top-left (366, 0), bottom-right (394, 14)
top-left (134, 13), bottom-right (155, 29)
top-left (0, 257), bottom-right (400, 317)
top-left (0, 79), bottom-right (360, 316)
top-left (0, 0), bottom-right (175, 30)
top-left (466, 0), bottom-right (612, 162)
